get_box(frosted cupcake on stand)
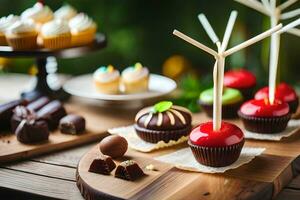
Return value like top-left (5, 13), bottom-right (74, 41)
top-left (54, 4), bottom-right (77, 21)
top-left (93, 65), bottom-right (120, 94)
top-left (0, 15), bottom-right (19, 45)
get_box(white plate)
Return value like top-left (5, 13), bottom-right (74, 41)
top-left (63, 74), bottom-right (177, 101)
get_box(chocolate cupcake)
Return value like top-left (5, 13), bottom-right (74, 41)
top-left (134, 101), bottom-right (192, 143)
top-left (199, 88), bottom-right (243, 119)
top-left (188, 121), bottom-right (244, 167)
top-left (238, 99), bottom-right (291, 133)
top-left (255, 82), bottom-right (299, 114)
top-left (224, 69), bottom-right (256, 100)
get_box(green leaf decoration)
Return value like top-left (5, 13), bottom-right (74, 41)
top-left (153, 101), bottom-right (173, 113)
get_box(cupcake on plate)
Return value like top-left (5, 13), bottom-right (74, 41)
top-left (238, 99), bottom-right (291, 133)
top-left (134, 101), bottom-right (192, 143)
top-left (188, 121), bottom-right (244, 167)
top-left (224, 69), bottom-right (256, 100)
top-left (69, 13), bottom-right (97, 46)
top-left (93, 65), bottom-right (120, 94)
top-left (0, 15), bottom-right (19, 45)
top-left (255, 82), bottom-right (299, 113)
top-left (54, 4), bottom-right (77, 21)
top-left (21, 2), bottom-right (53, 28)
top-left (121, 63), bottom-right (149, 94)
top-left (6, 20), bottom-right (38, 50)
top-left (198, 88), bottom-right (243, 118)
top-left (40, 19), bottom-right (71, 49)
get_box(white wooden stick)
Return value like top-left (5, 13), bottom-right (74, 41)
top-left (212, 60), bottom-right (220, 131)
top-left (223, 24), bottom-right (282, 56)
top-left (198, 14), bottom-right (220, 43)
top-left (281, 8), bottom-right (300, 20)
top-left (287, 28), bottom-right (300, 37)
top-left (234, 0), bottom-right (270, 15)
top-left (173, 30), bottom-right (218, 57)
top-left (277, 18), bottom-right (300, 34)
top-left (278, 0), bottom-right (298, 11)
top-left (221, 11), bottom-right (238, 51)
top-left (261, 0), bottom-right (271, 12)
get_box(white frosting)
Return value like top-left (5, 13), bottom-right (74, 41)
top-left (122, 66), bottom-right (149, 82)
top-left (69, 13), bottom-right (96, 33)
top-left (93, 67), bottom-right (120, 83)
top-left (54, 4), bottom-right (77, 21)
top-left (6, 20), bottom-right (36, 35)
top-left (21, 2), bottom-right (53, 23)
top-left (41, 20), bottom-right (70, 36)
top-left (0, 15), bottom-right (19, 33)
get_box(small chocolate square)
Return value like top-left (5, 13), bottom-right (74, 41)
top-left (59, 114), bottom-right (85, 134)
top-left (115, 160), bottom-right (145, 181)
top-left (88, 155), bottom-right (116, 175)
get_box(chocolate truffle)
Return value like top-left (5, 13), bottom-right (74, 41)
top-left (27, 96), bottom-right (50, 112)
top-left (115, 160), bottom-right (145, 181)
top-left (59, 114), bottom-right (85, 134)
top-left (37, 100), bottom-right (67, 130)
top-left (15, 119), bottom-right (49, 144)
top-left (99, 135), bottom-right (128, 158)
top-left (0, 99), bottom-right (27, 131)
top-left (11, 106), bottom-right (36, 132)
top-left (134, 101), bottom-right (192, 143)
top-left (88, 155), bottom-right (116, 175)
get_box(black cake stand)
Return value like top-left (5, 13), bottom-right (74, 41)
top-left (0, 33), bottom-right (107, 101)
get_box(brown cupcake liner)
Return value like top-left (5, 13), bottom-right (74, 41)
top-left (238, 111), bottom-right (291, 134)
top-left (6, 34), bottom-right (37, 50)
top-left (288, 97), bottom-right (299, 114)
top-left (0, 34), bottom-right (7, 45)
top-left (199, 100), bottom-right (243, 119)
top-left (188, 139), bottom-right (245, 167)
top-left (71, 29), bottom-right (96, 47)
top-left (43, 34), bottom-right (71, 49)
top-left (134, 124), bottom-right (191, 143)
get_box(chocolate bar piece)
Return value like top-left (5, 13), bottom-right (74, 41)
top-left (0, 99), bottom-right (27, 131)
top-left (27, 96), bottom-right (50, 112)
top-left (15, 119), bottom-right (49, 144)
top-left (11, 106), bottom-right (36, 132)
top-left (88, 155), bottom-right (116, 175)
top-left (37, 100), bottom-right (67, 130)
top-left (115, 160), bottom-right (145, 181)
top-left (59, 114), bottom-right (85, 134)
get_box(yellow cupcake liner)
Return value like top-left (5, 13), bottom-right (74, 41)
top-left (71, 28), bottom-right (96, 47)
top-left (42, 33), bottom-right (71, 49)
top-left (0, 33), bottom-right (7, 45)
top-left (122, 76), bottom-right (149, 94)
top-left (6, 33), bottom-right (38, 50)
top-left (94, 78), bottom-right (120, 94)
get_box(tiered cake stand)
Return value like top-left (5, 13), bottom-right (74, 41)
top-left (0, 33), bottom-right (107, 100)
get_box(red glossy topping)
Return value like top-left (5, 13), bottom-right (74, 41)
top-left (189, 121), bottom-right (244, 147)
top-left (240, 99), bottom-right (289, 117)
top-left (255, 82), bottom-right (298, 103)
top-left (224, 69), bottom-right (256, 89)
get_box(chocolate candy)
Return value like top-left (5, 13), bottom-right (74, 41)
top-left (99, 135), bottom-right (128, 158)
top-left (0, 99), bottom-right (27, 131)
top-left (27, 96), bottom-right (50, 112)
top-left (88, 155), bottom-right (116, 175)
top-left (15, 119), bottom-right (49, 144)
top-left (11, 106), bottom-right (36, 132)
top-left (37, 100), bottom-right (67, 130)
top-left (115, 160), bottom-right (145, 181)
top-left (59, 114), bottom-right (85, 134)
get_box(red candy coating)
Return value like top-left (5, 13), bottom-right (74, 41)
top-left (239, 99), bottom-right (289, 117)
top-left (224, 69), bottom-right (256, 89)
top-left (255, 82), bottom-right (298, 103)
top-left (189, 121), bottom-right (244, 147)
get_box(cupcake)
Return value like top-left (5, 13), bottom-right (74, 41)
top-left (238, 99), bottom-right (291, 133)
top-left (255, 82), bottom-right (299, 113)
top-left (198, 88), bottom-right (243, 119)
top-left (21, 2), bottom-right (53, 28)
top-left (0, 15), bottom-right (19, 45)
top-left (224, 69), bottom-right (256, 100)
top-left (54, 4), bottom-right (77, 21)
top-left (6, 20), bottom-right (38, 50)
top-left (41, 20), bottom-right (71, 49)
top-left (134, 101), bottom-right (192, 143)
top-left (69, 13), bottom-right (97, 46)
top-left (188, 121), bottom-right (244, 167)
top-left (121, 63), bottom-right (149, 94)
top-left (93, 65), bottom-right (120, 94)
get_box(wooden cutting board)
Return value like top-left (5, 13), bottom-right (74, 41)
top-left (76, 113), bottom-right (300, 200)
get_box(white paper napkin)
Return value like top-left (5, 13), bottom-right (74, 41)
top-left (108, 126), bottom-right (188, 152)
top-left (154, 147), bottom-right (265, 173)
top-left (244, 119), bottom-right (300, 141)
